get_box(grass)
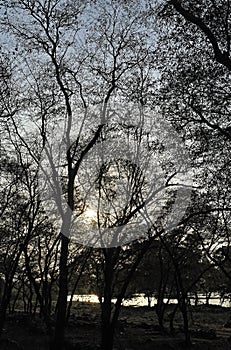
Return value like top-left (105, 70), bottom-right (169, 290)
top-left (1, 303), bottom-right (231, 349)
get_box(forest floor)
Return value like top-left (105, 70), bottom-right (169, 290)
top-left (1, 303), bottom-right (231, 349)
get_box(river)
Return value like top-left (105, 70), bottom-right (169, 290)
top-left (67, 292), bottom-right (231, 308)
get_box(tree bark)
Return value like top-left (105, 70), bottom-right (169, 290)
top-left (0, 286), bottom-right (10, 338)
top-left (51, 235), bottom-right (69, 350)
top-left (101, 250), bottom-right (114, 350)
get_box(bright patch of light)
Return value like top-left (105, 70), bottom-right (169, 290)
top-left (85, 209), bottom-right (97, 220)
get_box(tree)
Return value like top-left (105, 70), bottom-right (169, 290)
top-left (0, 150), bottom-right (45, 337)
top-left (153, 2), bottom-right (231, 340)
top-left (154, 0), bottom-right (231, 167)
top-left (0, 2), bottom-right (158, 349)
top-left (0, 2), bottom-right (195, 349)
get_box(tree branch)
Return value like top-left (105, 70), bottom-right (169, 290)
top-left (170, 0), bottom-right (231, 71)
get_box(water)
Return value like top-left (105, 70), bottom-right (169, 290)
top-left (67, 292), bottom-right (231, 308)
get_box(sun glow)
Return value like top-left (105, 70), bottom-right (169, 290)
top-left (84, 208), bottom-right (97, 221)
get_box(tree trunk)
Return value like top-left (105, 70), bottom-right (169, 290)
top-left (0, 250), bottom-right (22, 339)
top-left (0, 289), bottom-right (10, 338)
top-left (11, 285), bottom-right (22, 314)
top-left (156, 309), bottom-right (165, 330)
top-left (0, 277), bottom-right (16, 338)
top-left (180, 295), bottom-right (191, 347)
top-left (194, 291), bottom-right (199, 307)
top-left (101, 318), bottom-right (114, 350)
top-left (51, 235), bottom-right (69, 350)
top-left (147, 295), bottom-right (151, 308)
top-left (101, 250), bottom-right (114, 350)
top-left (156, 295), bottom-right (166, 331)
top-left (205, 292), bottom-right (211, 306)
top-left (176, 278), bottom-right (191, 346)
top-left (169, 304), bottom-right (178, 333)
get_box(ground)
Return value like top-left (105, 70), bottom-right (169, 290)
top-left (1, 303), bottom-right (231, 349)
